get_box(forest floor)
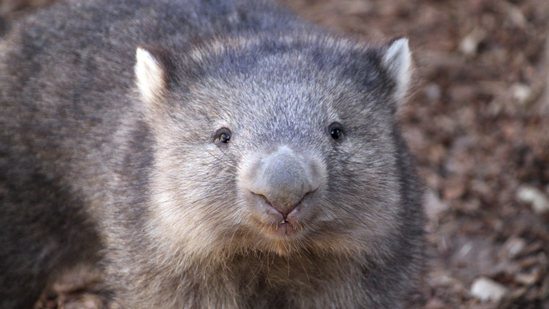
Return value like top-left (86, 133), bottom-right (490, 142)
top-left (3, 0), bottom-right (549, 308)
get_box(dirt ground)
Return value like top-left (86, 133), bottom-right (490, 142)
top-left (2, 0), bottom-right (549, 308)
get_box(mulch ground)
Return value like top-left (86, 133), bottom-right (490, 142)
top-left (3, 0), bottom-right (549, 308)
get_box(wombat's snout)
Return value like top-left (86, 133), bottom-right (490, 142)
top-left (245, 146), bottom-right (322, 217)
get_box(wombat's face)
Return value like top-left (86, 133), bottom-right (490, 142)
top-left (135, 35), bottom-right (412, 260)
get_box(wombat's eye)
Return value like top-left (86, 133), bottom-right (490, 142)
top-left (328, 122), bottom-right (344, 141)
top-left (215, 128), bottom-right (231, 144)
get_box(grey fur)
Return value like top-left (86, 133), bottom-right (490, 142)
top-left (0, 0), bottom-right (425, 308)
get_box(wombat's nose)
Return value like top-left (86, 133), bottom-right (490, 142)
top-left (252, 147), bottom-right (318, 215)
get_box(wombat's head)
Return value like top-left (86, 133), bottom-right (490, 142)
top-left (134, 34), bottom-right (413, 261)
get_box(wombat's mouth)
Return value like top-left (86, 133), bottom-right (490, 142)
top-left (271, 219), bottom-right (296, 236)
top-left (249, 193), bottom-right (311, 238)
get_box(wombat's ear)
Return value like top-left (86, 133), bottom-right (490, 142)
top-left (135, 47), bottom-right (171, 105)
top-left (380, 38), bottom-right (412, 105)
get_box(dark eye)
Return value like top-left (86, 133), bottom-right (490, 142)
top-left (328, 122), bottom-right (344, 141)
top-left (215, 128), bottom-right (231, 144)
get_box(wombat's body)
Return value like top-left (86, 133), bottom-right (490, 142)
top-left (0, 0), bottom-right (425, 308)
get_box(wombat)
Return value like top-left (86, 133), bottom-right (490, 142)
top-left (0, 0), bottom-right (59, 36)
top-left (0, 0), bottom-right (425, 308)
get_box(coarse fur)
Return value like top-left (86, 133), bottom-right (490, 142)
top-left (0, 0), bottom-right (425, 308)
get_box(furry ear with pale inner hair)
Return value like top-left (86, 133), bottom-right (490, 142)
top-left (380, 38), bottom-right (413, 106)
top-left (135, 47), bottom-right (169, 104)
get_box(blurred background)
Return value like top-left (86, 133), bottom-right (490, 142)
top-left (2, 0), bottom-right (549, 308)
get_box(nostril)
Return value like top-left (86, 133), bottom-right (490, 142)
top-left (254, 192), bottom-right (288, 215)
top-left (253, 190), bottom-right (313, 217)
